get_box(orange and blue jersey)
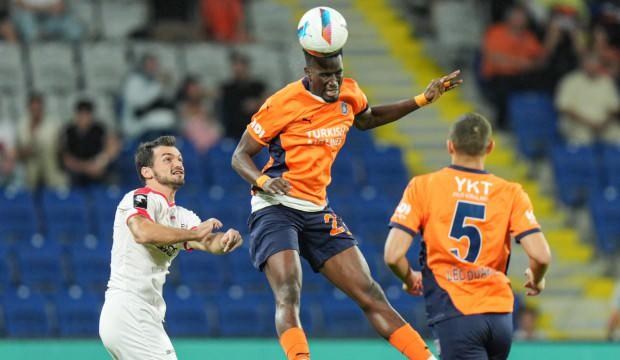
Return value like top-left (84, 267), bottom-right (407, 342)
top-left (389, 165), bottom-right (541, 324)
top-left (246, 77), bottom-right (368, 206)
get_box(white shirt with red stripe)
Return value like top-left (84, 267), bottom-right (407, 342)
top-left (106, 187), bottom-right (201, 322)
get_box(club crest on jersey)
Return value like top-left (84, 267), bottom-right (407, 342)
top-left (156, 244), bottom-right (177, 256)
top-left (341, 102), bottom-right (348, 115)
top-left (134, 194), bottom-right (147, 209)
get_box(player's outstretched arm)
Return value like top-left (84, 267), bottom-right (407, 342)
top-left (188, 229), bottom-right (244, 254)
top-left (384, 227), bottom-right (423, 296)
top-left (520, 232), bottom-right (552, 296)
top-left (231, 130), bottom-right (291, 195)
top-left (353, 70), bottom-right (462, 131)
top-left (127, 216), bottom-right (220, 246)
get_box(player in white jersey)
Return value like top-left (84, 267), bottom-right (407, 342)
top-left (99, 136), bottom-right (243, 360)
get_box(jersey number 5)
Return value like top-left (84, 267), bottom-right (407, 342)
top-left (449, 201), bottom-right (486, 263)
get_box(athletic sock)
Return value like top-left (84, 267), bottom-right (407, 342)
top-left (388, 323), bottom-right (434, 360)
top-left (279, 327), bottom-right (310, 360)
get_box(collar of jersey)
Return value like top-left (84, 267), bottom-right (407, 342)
top-left (140, 186), bottom-right (176, 207)
top-left (448, 165), bottom-right (489, 174)
top-left (300, 77), bottom-right (327, 104)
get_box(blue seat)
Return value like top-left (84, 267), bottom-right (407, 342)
top-left (47, 221), bottom-right (91, 245)
top-left (508, 92), bottom-right (558, 159)
top-left (16, 236), bottom-right (65, 292)
top-left (92, 186), bottom-right (125, 231)
top-left (590, 187), bottom-right (620, 253)
top-left (228, 250), bottom-right (270, 293)
top-left (217, 293), bottom-right (272, 336)
top-left (319, 293), bottom-right (372, 337)
top-left (55, 286), bottom-right (102, 337)
top-left (0, 190), bottom-right (39, 244)
top-left (3, 288), bottom-right (52, 337)
top-left (68, 237), bottom-right (111, 292)
top-left (551, 144), bottom-right (599, 206)
top-left (41, 189), bottom-right (90, 234)
top-left (200, 195), bottom-right (249, 231)
top-left (603, 145), bottom-right (620, 188)
top-left (163, 285), bottom-right (211, 336)
top-left (0, 244), bottom-right (15, 290)
top-left (206, 139), bottom-right (248, 192)
top-left (176, 138), bottom-right (208, 190)
top-left (177, 252), bottom-right (229, 292)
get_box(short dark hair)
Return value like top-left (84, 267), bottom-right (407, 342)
top-left (303, 49), bottom-right (342, 66)
top-left (134, 136), bottom-right (177, 183)
top-left (75, 99), bottom-right (94, 113)
top-left (449, 113), bottom-right (492, 156)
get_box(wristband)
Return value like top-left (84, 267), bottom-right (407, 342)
top-left (413, 94), bottom-right (429, 107)
top-left (256, 174), bottom-right (271, 189)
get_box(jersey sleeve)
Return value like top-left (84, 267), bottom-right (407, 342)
top-left (246, 97), bottom-right (292, 146)
top-left (124, 191), bottom-right (163, 225)
top-left (180, 208), bottom-right (202, 251)
top-left (344, 78), bottom-right (369, 115)
top-left (509, 185), bottom-right (541, 243)
top-left (389, 178), bottom-right (424, 237)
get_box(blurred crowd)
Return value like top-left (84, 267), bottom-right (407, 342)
top-left (478, 1), bottom-right (620, 143)
top-left (0, 0), bottom-right (266, 192)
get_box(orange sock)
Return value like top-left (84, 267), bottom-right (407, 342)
top-left (388, 324), bottom-right (433, 360)
top-left (279, 327), bottom-right (310, 360)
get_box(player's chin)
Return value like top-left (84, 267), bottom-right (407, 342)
top-left (322, 90), bottom-right (340, 103)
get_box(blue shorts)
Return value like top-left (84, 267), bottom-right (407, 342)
top-left (248, 205), bottom-right (357, 272)
top-left (433, 313), bottom-right (513, 360)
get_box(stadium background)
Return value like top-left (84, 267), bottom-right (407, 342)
top-left (0, 0), bottom-right (618, 359)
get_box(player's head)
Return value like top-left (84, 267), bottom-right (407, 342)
top-left (447, 113), bottom-right (494, 159)
top-left (135, 136), bottom-right (185, 190)
top-left (303, 50), bottom-right (344, 103)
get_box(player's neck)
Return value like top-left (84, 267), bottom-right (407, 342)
top-left (144, 182), bottom-right (176, 204)
top-left (451, 156), bottom-right (485, 171)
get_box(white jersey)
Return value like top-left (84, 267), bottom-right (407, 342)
top-left (106, 187), bottom-right (201, 322)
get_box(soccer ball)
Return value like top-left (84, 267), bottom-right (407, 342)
top-left (297, 7), bottom-right (348, 57)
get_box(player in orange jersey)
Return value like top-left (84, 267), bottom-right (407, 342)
top-left (384, 113), bottom-right (552, 360)
top-left (231, 48), bottom-right (461, 360)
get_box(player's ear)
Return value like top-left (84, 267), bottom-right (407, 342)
top-left (304, 66), bottom-right (311, 79)
top-left (447, 140), bottom-right (455, 155)
top-left (486, 140), bottom-right (495, 155)
top-left (140, 166), bottom-right (154, 180)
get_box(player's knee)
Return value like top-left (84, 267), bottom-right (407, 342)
top-left (274, 281), bottom-right (301, 307)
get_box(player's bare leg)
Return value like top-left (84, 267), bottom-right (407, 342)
top-left (320, 246), bottom-right (433, 359)
top-left (264, 250), bottom-right (310, 360)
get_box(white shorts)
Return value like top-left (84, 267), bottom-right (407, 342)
top-left (99, 290), bottom-right (176, 360)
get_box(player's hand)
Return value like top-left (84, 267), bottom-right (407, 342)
top-left (218, 229), bottom-right (243, 253)
top-left (423, 70), bottom-right (462, 104)
top-left (402, 269), bottom-right (423, 296)
top-left (193, 218), bottom-right (223, 241)
top-left (262, 177), bottom-right (292, 195)
top-left (524, 268), bottom-right (545, 296)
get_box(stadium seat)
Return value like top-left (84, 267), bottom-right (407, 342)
top-left (41, 189), bottom-right (92, 244)
top-left (15, 236), bottom-right (65, 292)
top-left (54, 286), bottom-right (102, 337)
top-left (81, 42), bottom-right (128, 94)
top-left (29, 43), bottom-right (77, 93)
top-left (183, 43), bottom-right (230, 90)
top-left (217, 292), bottom-right (272, 336)
top-left (319, 292), bottom-right (372, 337)
top-left (603, 145), bottom-right (620, 188)
top-left (68, 236), bottom-right (111, 292)
top-left (0, 44), bottom-right (27, 94)
top-left (0, 190), bottom-right (39, 245)
top-left (3, 287), bottom-right (52, 337)
top-left (100, 0), bottom-right (148, 39)
top-left (551, 144), bottom-right (600, 206)
top-left (235, 44), bottom-right (286, 90)
top-left (508, 92), bottom-right (558, 159)
top-left (228, 249), bottom-right (270, 293)
top-left (177, 252), bottom-right (229, 293)
top-left (163, 285), bottom-right (211, 336)
top-left (132, 42), bottom-right (183, 88)
top-left (92, 186), bottom-right (125, 238)
top-left (0, 244), bottom-right (15, 291)
top-left (590, 187), bottom-right (620, 253)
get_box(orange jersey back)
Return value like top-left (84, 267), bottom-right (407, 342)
top-left (390, 165), bottom-right (541, 324)
top-left (247, 78), bottom-right (368, 206)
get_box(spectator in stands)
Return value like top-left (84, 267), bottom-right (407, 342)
top-left (220, 52), bottom-right (266, 140)
top-left (16, 92), bottom-right (67, 190)
top-left (11, 0), bottom-right (82, 42)
top-left (555, 53), bottom-right (620, 145)
top-left (607, 281), bottom-right (620, 341)
top-left (59, 99), bottom-right (120, 188)
top-left (177, 76), bottom-right (222, 153)
top-left (200, 0), bottom-right (247, 42)
top-left (481, 5), bottom-right (549, 129)
top-left (514, 306), bottom-right (544, 340)
top-left (121, 53), bottom-right (177, 141)
top-left (0, 1), bottom-right (18, 43)
top-left (593, 25), bottom-right (620, 80)
top-left (0, 115), bottom-right (20, 189)
top-left (543, 6), bottom-right (586, 88)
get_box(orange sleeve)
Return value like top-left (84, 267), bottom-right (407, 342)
top-left (246, 96), bottom-right (292, 145)
top-left (343, 78), bottom-right (369, 115)
top-left (389, 178), bottom-right (424, 237)
top-left (509, 185), bottom-right (541, 243)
